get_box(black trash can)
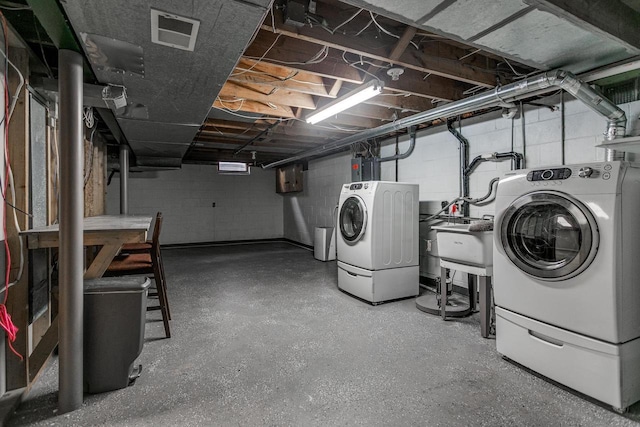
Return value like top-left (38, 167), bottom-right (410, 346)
top-left (83, 276), bottom-right (151, 393)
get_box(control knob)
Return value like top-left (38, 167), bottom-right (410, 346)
top-left (578, 167), bottom-right (593, 178)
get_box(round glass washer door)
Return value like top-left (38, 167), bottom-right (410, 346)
top-left (339, 196), bottom-right (367, 244)
top-left (499, 191), bottom-right (599, 280)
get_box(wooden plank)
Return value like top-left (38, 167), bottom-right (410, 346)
top-left (230, 59), bottom-right (330, 97)
top-left (219, 81), bottom-right (316, 109)
top-left (327, 79), bottom-right (343, 97)
top-left (384, 68), bottom-right (466, 101)
top-left (244, 31), bottom-right (363, 83)
top-left (366, 25), bottom-right (417, 76)
top-left (5, 48), bottom-right (29, 390)
top-left (213, 98), bottom-right (296, 119)
top-left (28, 316), bottom-right (58, 382)
top-left (84, 242), bottom-right (123, 279)
top-left (84, 130), bottom-right (107, 217)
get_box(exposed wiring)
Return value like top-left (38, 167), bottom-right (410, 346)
top-left (33, 15), bottom-right (53, 78)
top-left (0, 10), bottom-right (22, 360)
top-left (341, 51), bottom-right (381, 80)
top-left (243, 43), bottom-right (328, 67)
top-left (355, 19), bottom-right (373, 36)
top-left (0, 4), bottom-right (30, 10)
top-left (500, 57), bottom-right (526, 77)
top-left (210, 105), bottom-right (269, 120)
top-left (330, 8), bottom-right (363, 35)
top-left (216, 96), bottom-right (246, 112)
top-left (369, 11), bottom-right (419, 50)
top-left (231, 34), bottom-right (282, 77)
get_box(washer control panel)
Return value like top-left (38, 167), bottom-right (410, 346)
top-left (527, 167), bottom-right (572, 181)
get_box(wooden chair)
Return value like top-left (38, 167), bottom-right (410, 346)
top-left (120, 212), bottom-right (160, 254)
top-left (105, 213), bottom-right (171, 338)
top-left (118, 212), bottom-right (172, 321)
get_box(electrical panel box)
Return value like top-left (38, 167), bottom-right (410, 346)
top-left (351, 157), bottom-right (380, 182)
top-left (276, 164), bottom-right (303, 193)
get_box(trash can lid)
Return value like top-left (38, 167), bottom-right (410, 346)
top-left (84, 276), bottom-right (151, 294)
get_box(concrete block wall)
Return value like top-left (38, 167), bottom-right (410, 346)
top-left (376, 95), bottom-right (640, 281)
top-left (282, 153), bottom-right (351, 246)
top-left (106, 164), bottom-right (283, 244)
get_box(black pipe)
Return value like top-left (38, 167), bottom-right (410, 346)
top-left (378, 126), bottom-right (417, 163)
top-left (446, 119), bottom-right (469, 217)
top-left (465, 151), bottom-right (523, 176)
top-left (495, 152), bottom-right (523, 170)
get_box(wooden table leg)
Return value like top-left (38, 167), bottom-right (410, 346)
top-left (84, 242), bottom-right (122, 279)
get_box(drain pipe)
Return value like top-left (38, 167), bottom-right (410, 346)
top-left (378, 126), bottom-right (417, 163)
top-left (466, 152), bottom-right (523, 176)
top-left (446, 119), bottom-right (469, 217)
top-left (262, 70), bottom-right (626, 169)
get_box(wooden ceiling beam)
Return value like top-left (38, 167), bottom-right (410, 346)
top-left (263, 5), bottom-right (497, 88)
top-left (218, 81), bottom-right (317, 109)
top-left (383, 68), bottom-right (466, 101)
top-left (212, 99), bottom-right (297, 119)
top-left (230, 59), bottom-right (331, 97)
top-left (244, 30), bottom-right (363, 83)
top-left (366, 25), bottom-right (417, 76)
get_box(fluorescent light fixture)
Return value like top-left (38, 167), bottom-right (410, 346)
top-left (306, 80), bottom-right (384, 125)
top-left (218, 161), bottom-right (250, 175)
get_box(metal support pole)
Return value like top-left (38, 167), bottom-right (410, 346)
top-left (479, 276), bottom-right (491, 338)
top-left (58, 49), bottom-right (84, 414)
top-left (119, 144), bottom-right (129, 214)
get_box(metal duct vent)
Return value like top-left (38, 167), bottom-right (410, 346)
top-left (601, 77), bottom-right (640, 105)
top-left (150, 9), bottom-right (200, 51)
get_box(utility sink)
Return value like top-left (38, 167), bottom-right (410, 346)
top-left (432, 223), bottom-right (493, 267)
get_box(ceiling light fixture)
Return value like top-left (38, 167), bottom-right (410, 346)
top-left (306, 80), bottom-right (384, 125)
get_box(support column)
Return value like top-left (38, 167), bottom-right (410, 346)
top-left (119, 144), bottom-right (129, 214)
top-left (58, 49), bottom-right (84, 414)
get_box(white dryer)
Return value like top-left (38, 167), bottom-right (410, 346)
top-left (493, 161), bottom-right (640, 411)
top-left (337, 181), bottom-right (419, 304)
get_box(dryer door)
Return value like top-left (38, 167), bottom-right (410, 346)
top-left (339, 195), bottom-right (367, 244)
top-left (498, 191), bottom-right (599, 280)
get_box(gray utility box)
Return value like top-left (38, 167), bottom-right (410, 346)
top-left (351, 157), bottom-right (380, 182)
top-left (314, 227), bottom-right (336, 261)
top-left (84, 276), bottom-right (151, 394)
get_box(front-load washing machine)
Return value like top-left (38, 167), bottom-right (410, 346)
top-left (336, 181), bottom-right (419, 304)
top-left (493, 161), bottom-right (640, 411)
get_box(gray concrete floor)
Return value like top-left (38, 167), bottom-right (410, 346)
top-left (7, 242), bottom-right (640, 426)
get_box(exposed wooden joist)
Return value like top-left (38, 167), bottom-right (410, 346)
top-left (364, 90), bottom-right (436, 113)
top-left (230, 59), bottom-right (331, 97)
top-left (218, 81), bottom-right (317, 109)
top-left (263, 5), bottom-right (498, 87)
top-left (244, 31), bottom-right (363, 83)
top-left (212, 99), bottom-right (297, 118)
top-left (366, 25), bottom-right (417, 76)
top-left (383, 68), bottom-right (467, 101)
